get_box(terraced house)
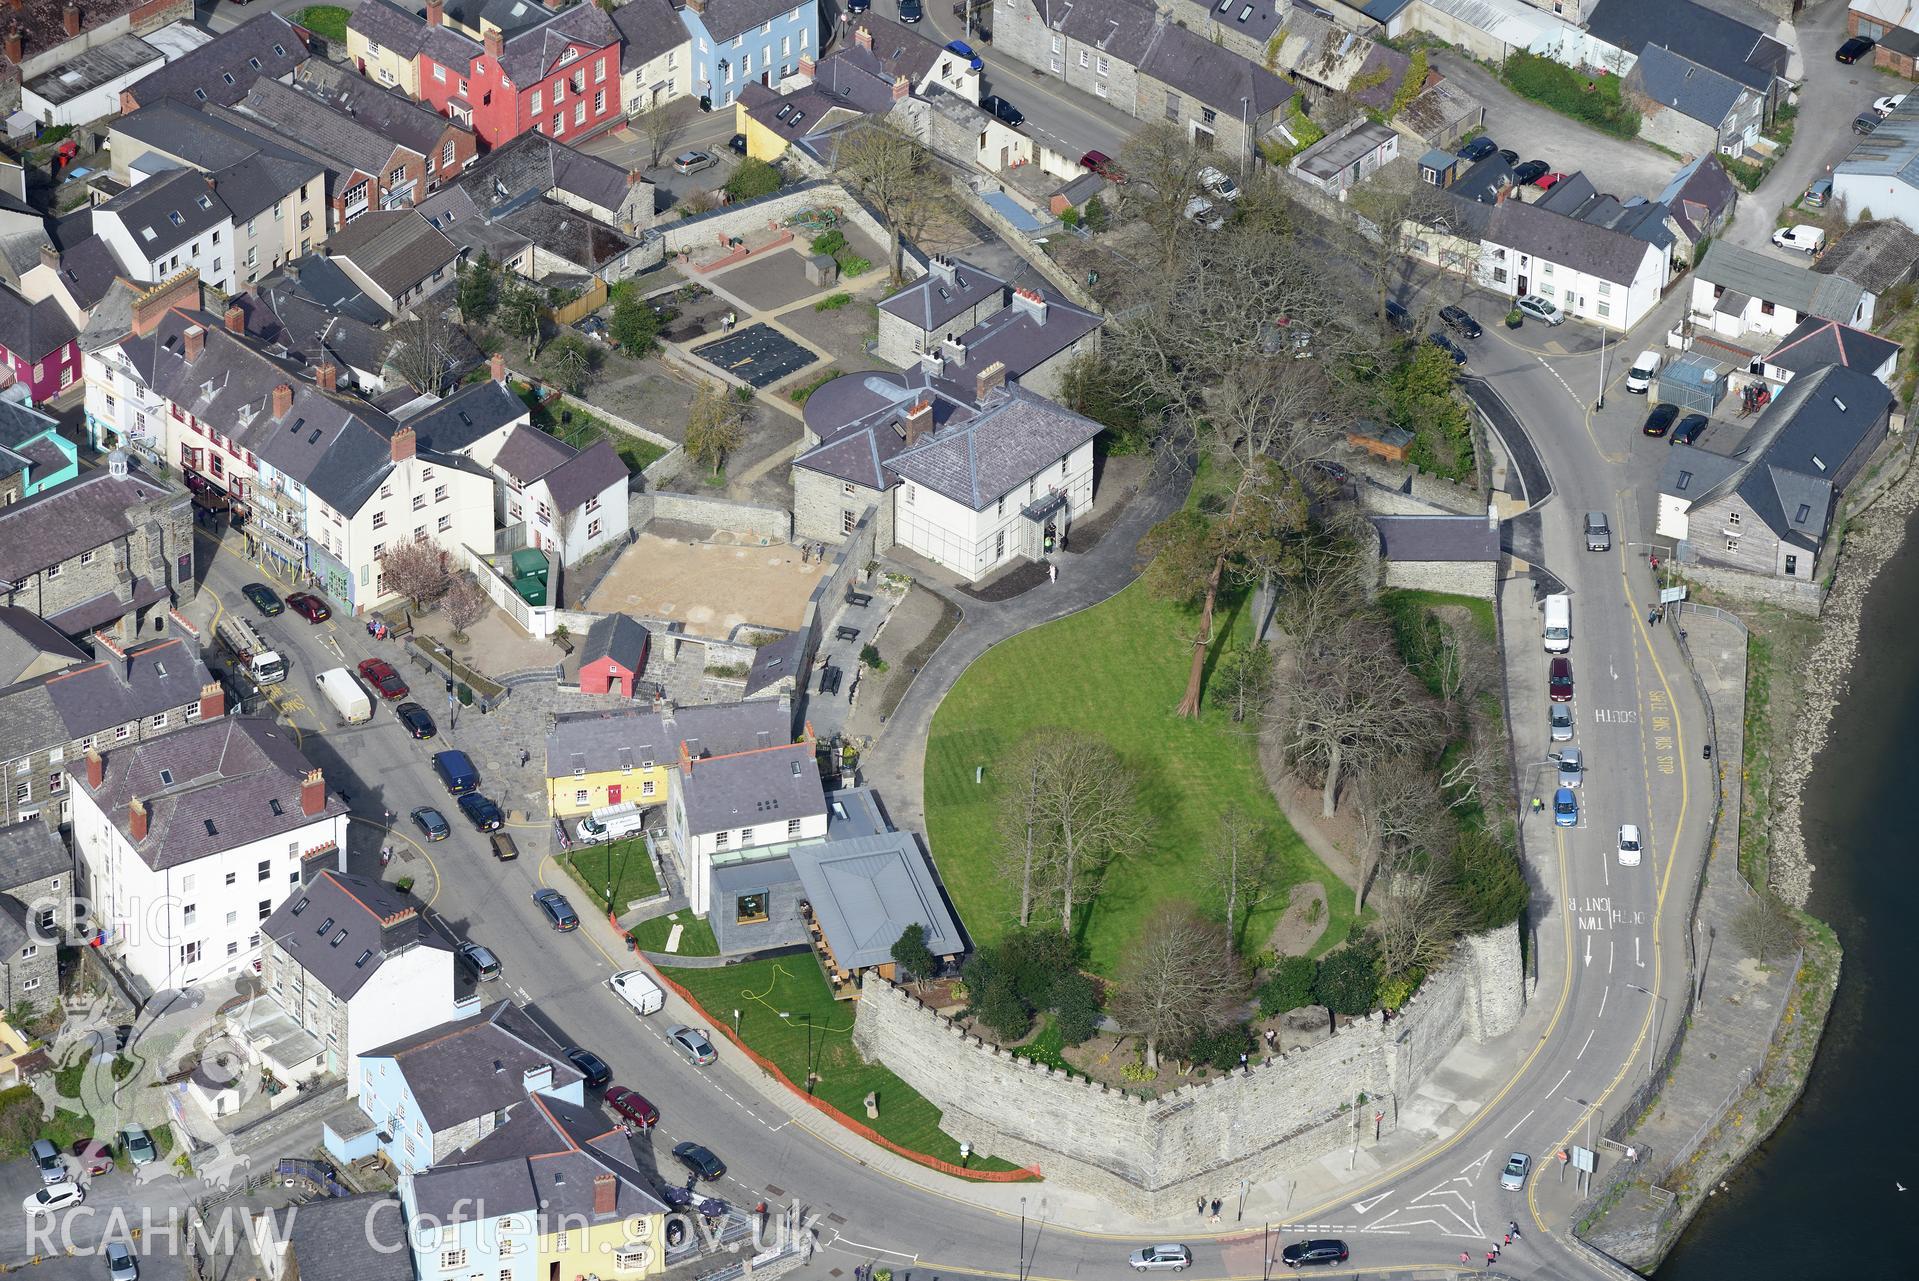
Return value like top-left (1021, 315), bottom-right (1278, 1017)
top-left (680, 0), bottom-right (820, 109)
top-left (542, 696), bottom-right (797, 821)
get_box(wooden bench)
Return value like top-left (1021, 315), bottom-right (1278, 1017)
top-left (845, 589), bottom-right (873, 608)
top-left (835, 625), bottom-right (860, 642)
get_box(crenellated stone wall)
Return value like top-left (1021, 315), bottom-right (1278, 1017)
top-left (853, 923), bottom-right (1523, 1214)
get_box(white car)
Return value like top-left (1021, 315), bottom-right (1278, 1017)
top-left (1129, 1244), bottom-right (1193, 1272)
top-left (1876, 93), bottom-right (1907, 116)
top-left (1197, 165), bottom-right (1241, 201)
top-left (1617, 823), bottom-right (1643, 867)
top-left (1183, 197), bottom-right (1224, 231)
top-left (23, 1181), bottom-right (84, 1216)
top-left (1517, 295), bottom-right (1565, 325)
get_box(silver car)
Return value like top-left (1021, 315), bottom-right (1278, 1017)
top-left (1549, 704), bottom-right (1574, 742)
top-left (1500, 1152), bottom-right (1532, 1190)
top-left (1556, 745), bottom-right (1583, 789)
top-left (668, 1024), bottom-right (718, 1066)
top-left (1129, 1244), bottom-right (1192, 1272)
top-left (105, 1242), bottom-right (138, 1281)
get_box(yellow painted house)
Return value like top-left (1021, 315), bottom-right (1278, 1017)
top-left (544, 698), bottom-right (796, 820)
top-left (345, 1), bottom-right (426, 97)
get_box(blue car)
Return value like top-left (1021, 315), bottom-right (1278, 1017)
top-left (944, 39), bottom-right (984, 70)
top-left (458, 792), bottom-right (504, 832)
top-left (1553, 787), bottom-right (1579, 828)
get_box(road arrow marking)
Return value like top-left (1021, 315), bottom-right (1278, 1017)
top-left (1584, 934), bottom-right (1592, 967)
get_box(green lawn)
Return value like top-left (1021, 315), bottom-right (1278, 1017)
top-left (925, 579), bottom-right (1354, 973)
top-left (561, 838), bottom-right (662, 912)
top-left (630, 910), bottom-right (719, 956)
top-left (295, 5), bottom-right (350, 40)
top-left (662, 958), bottom-right (1022, 1172)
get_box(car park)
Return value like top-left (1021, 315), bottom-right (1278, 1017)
top-left (1280, 1240), bottom-right (1348, 1268)
top-left (1079, 150), bottom-right (1125, 181)
top-left (1549, 656), bottom-right (1573, 702)
top-left (23, 1182), bottom-right (84, 1216)
top-left (605, 1086), bottom-right (659, 1131)
top-left (1427, 332), bottom-right (1467, 364)
top-left (1877, 93), bottom-right (1907, 115)
top-left (457, 792), bottom-right (504, 831)
top-left (981, 94), bottom-right (1023, 126)
top-left (672, 150), bottom-right (715, 174)
top-left (1517, 294), bottom-right (1564, 324)
top-left (1673, 413), bottom-right (1708, 446)
top-left (1439, 305), bottom-right (1481, 339)
top-left (286, 592), bottom-right (331, 622)
top-left (458, 942), bottom-right (501, 980)
top-left (672, 1141), bottom-right (726, 1180)
top-left (1556, 745), bottom-right (1584, 789)
top-left (1838, 34), bottom-right (1875, 62)
top-left (1642, 401), bottom-right (1679, 437)
top-left (668, 1024), bottom-right (718, 1065)
top-left (899, 0), bottom-right (923, 20)
top-left (411, 807), bottom-right (450, 841)
top-left (944, 38), bottom-right (984, 69)
top-left (534, 888), bottom-right (578, 931)
top-left (357, 658), bottom-right (408, 699)
top-left (122, 1127), bottom-right (155, 1165)
top-left (1198, 165), bottom-right (1240, 201)
top-left (1128, 1245), bottom-right (1193, 1272)
top-left (1854, 111), bottom-right (1880, 135)
top-left (1617, 824), bottom-right (1643, 867)
top-left (1500, 1152), bottom-right (1532, 1189)
top-left (1550, 704), bottom-right (1574, 742)
top-left (241, 583), bottom-right (284, 616)
top-left (564, 1047), bottom-right (612, 1088)
top-left (1510, 159), bottom-right (1550, 185)
top-left (1553, 788), bottom-right (1579, 827)
top-left (105, 1241), bottom-right (138, 1281)
top-left (1457, 136), bottom-right (1497, 161)
top-left (489, 832), bottom-right (520, 861)
top-left (396, 702), bottom-right (436, 739)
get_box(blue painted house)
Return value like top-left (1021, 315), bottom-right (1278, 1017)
top-left (0, 396), bottom-right (78, 499)
top-left (681, 0), bottom-right (819, 109)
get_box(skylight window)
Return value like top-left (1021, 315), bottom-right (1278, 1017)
top-left (168, 211), bottom-right (185, 226)
top-left (331, 929), bottom-right (348, 946)
top-left (291, 896), bottom-right (310, 915)
top-left (356, 949), bottom-right (374, 967)
top-left (203, 819), bottom-right (218, 836)
top-left (316, 917), bottom-right (335, 935)
top-left (1795, 503), bottom-right (1812, 523)
top-left (194, 88), bottom-right (207, 101)
top-left (249, 57), bottom-right (261, 69)
top-left (1676, 470), bottom-right (1693, 490)
top-left (159, 769), bottom-right (174, 786)
top-left (154, 662), bottom-right (167, 677)
top-left (273, 43), bottom-right (287, 56)
top-left (141, 227), bottom-right (157, 242)
top-left (269, 798), bottom-right (283, 816)
top-left (198, 195), bottom-right (213, 210)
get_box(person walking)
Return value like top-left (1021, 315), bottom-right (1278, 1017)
top-left (1486, 1251), bottom-right (1497, 1267)
top-left (1197, 1196), bottom-right (1206, 1218)
top-left (1509, 1221), bottom-right (1521, 1240)
top-left (1461, 1253), bottom-right (1471, 1266)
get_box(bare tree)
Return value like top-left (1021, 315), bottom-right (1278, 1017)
top-left (1283, 610), bottom-right (1445, 817)
top-left (1732, 893), bottom-right (1801, 961)
top-left (388, 311), bottom-right (458, 395)
top-left (833, 122), bottom-right (944, 284)
top-left (993, 729), bottom-right (1067, 927)
top-left (1375, 872), bottom-right (1465, 983)
top-left (378, 540), bottom-right (450, 613)
top-left (1110, 903), bottom-right (1247, 1071)
top-left (685, 381), bottom-right (749, 477)
top-left (442, 575), bottom-right (488, 641)
top-left (1353, 759), bottom-right (1446, 913)
top-left (635, 100), bottom-right (688, 168)
top-left (1031, 735), bottom-right (1151, 938)
top-left (1118, 123), bottom-right (1208, 268)
top-left (1204, 807), bottom-right (1278, 946)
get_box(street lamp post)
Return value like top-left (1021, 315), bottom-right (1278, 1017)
top-left (1627, 983), bottom-right (1666, 1080)
top-left (1019, 1196), bottom-right (1027, 1281)
top-left (1240, 97), bottom-right (1251, 180)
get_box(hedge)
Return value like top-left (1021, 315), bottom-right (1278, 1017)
top-left (1501, 52), bottom-right (1640, 141)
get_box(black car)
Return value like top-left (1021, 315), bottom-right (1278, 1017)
top-left (1427, 332), bottom-right (1467, 365)
top-left (564, 1047), bottom-right (612, 1088)
top-left (458, 792), bottom-right (504, 832)
top-left (1439, 305), bottom-right (1482, 339)
top-left (1457, 136), bottom-right (1497, 161)
top-left (898, 0), bottom-right (922, 20)
top-left (1854, 111), bottom-right (1880, 135)
top-left (1496, 147), bottom-right (1519, 165)
top-left (411, 806), bottom-right (450, 841)
top-left (1280, 1240), bottom-right (1348, 1269)
top-left (728, 133), bottom-right (748, 156)
top-left (1642, 402), bottom-right (1680, 438)
top-left (672, 1141), bottom-right (727, 1181)
top-left (981, 94), bottom-right (1024, 127)
top-left (1384, 299), bottom-right (1412, 331)
top-left (1510, 159), bottom-right (1551, 185)
top-left (1838, 34), bottom-right (1876, 62)
top-left (396, 702), bottom-right (437, 739)
top-left (1672, 412), bottom-right (1708, 446)
top-left (847, 0), bottom-right (868, 10)
top-left (241, 583), bottom-right (284, 616)
top-left (534, 887), bottom-right (579, 931)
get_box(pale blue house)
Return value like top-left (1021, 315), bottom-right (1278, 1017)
top-left (0, 398), bottom-right (77, 498)
top-left (681, 0), bottom-right (819, 109)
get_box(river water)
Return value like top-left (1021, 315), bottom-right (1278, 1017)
top-left (1657, 534), bottom-right (1919, 1276)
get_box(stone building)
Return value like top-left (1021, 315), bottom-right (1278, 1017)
top-left (0, 0), bottom-right (195, 114)
top-left (1371, 511), bottom-right (1501, 599)
top-left (0, 818), bottom-right (72, 1009)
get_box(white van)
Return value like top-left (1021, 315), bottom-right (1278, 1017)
top-left (1625, 350), bottom-right (1661, 394)
top-left (610, 968), bottom-right (665, 1016)
top-left (316, 668), bottom-right (371, 724)
top-left (1543, 593), bottom-right (1571, 653)
top-left (577, 801), bottom-right (645, 844)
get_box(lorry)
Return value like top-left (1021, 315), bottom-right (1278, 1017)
top-left (315, 668), bottom-right (372, 724)
top-left (610, 968), bottom-right (665, 1016)
top-left (216, 616), bottom-right (286, 686)
top-left (1543, 593), bottom-right (1571, 653)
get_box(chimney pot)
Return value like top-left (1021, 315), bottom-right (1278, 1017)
top-left (1012, 286), bottom-right (1048, 325)
top-left (903, 398), bottom-right (933, 447)
top-left (272, 383), bottom-right (294, 418)
top-left (490, 352), bottom-right (507, 384)
top-left (892, 73), bottom-right (909, 102)
top-left (198, 681), bottom-right (226, 721)
top-left (182, 323), bottom-right (205, 361)
top-left (316, 362), bottom-right (338, 393)
top-left (300, 768), bottom-right (325, 817)
top-left (129, 799), bottom-right (149, 842)
top-left (798, 53), bottom-right (815, 77)
top-left (62, 3), bottom-right (78, 37)
top-left (593, 1172), bottom-right (618, 1216)
top-left (390, 425), bottom-right (416, 463)
top-left (855, 24), bottom-right (873, 49)
top-left (224, 303), bottom-right (245, 334)
top-left (85, 747), bottom-right (103, 789)
top-left (975, 360), bottom-right (1007, 401)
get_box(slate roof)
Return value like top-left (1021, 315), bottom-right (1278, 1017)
top-left (690, 0), bottom-right (796, 44)
top-left (679, 739), bottom-right (825, 837)
top-left (443, 0), bottom-right (564, 38)
top-left (1140, 16), bottom-right (1294, 115)
top-left (65, 716), bottom-right (346, 871)
top-left (1811, 219), bottom-right (1919, 294)
top-left (739, 79), bottom-right (878, 148)
top-left (1695, 240), bottom-right (1869, 321)
top-left (235, 77), bottom-right (411, 180)
top-left (892, 384), bottom-right (1102, 509)
top-left (277, 1194), bottom-right (412, 1281)
top-left (48, 235), bottom-right (125, 312)
top-left (0, 606), bottom-right (81, 685)
top-left (879, 258), bottom-right (1006, 332)
top-left (489, 424), bottom-right (575, 484)
top-left (0, 398), bottom-right (59, 462)
top-left (1181, 0), bottom-right (1285, 42)
top-left (0, 460), bottom-right (181, 580)
top-left (402, 378), bottom-right (528, 454)
top-left (455, 130), bottom-right (632, 219)
top-left (1657, 153), bottom-right (1737, 238)
top-left (1628, 43), bottom-right (1750, 126)
top-left (1482, 197), bottom-right (1656, 285)
top-left (0, 282), bottom-right (78, 363)
top-left (1765, 317), bottom-right (1900, 382)
top-left (495, 199), bottom-right (636, 271)
top-left (540, 437), bottom-right (627, 512)
top-left (124, 13), bottom-right (309, 109)
top-left (1371, 514), bottom-right (1501, 562)
top-left (367, 999), bottom-right (580, 1132)
top-left (1659, 443), bottom-right (1743, 511)
top-left (1835, 90), bottom-right (1919, 187)
top-left (580, 614), bottom-right (649, 674)
top-left (347, 0), bottom-right (432, 58)
top-left (612, 0), bottom-right (688, 70)
top-left (430, 1091), bottom-right (670, 1227)
top-left (1585, 0), bottom-right (1787, 95)
top-left (263, 869), bottom-right (450, 1001)
top-left (95, 168), bottom-right (229, 260)
top-left (789, 788), bottom-right (962, 967)
top-left (236, 284), bottom-right (397, 375)
top-left (295, 60), bottom-right (461, 158)
top-left (0, 817), bottom-right (72, 894)
top-left (495, 1), bottom-right (620, 86)
top-left (544, 698), bottom-right (791, 776)
top-left (325, 210), bottom-right (460, 292)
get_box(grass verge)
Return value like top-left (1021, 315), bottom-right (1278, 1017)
top-left (631, 911), bottom-right (719, 955)
top-left (561, 838), bottom-right (662, 912)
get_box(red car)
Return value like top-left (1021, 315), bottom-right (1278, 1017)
top-left (357, 658), bottom-right (409, 700)
top-left (1535, 172), bottom-right (1568, 189)
top-left (1078, 149), bottom-right (1125, 182)
top-left (1549, 656), bottom-right (1574, 703)
top-left (286, 592), bottom-right (331, 623)
top-left (71, 1139), bottom-right (113, 1176)
top-left (604, 1086), bottom-right (658, 1131)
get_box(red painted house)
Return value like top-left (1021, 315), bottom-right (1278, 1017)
top-left (0, 283), bottom-right (81, 405)
top-left (408, 0), bottom-right (623, 150)
top-left (579, 613), bottom-right (650, 698)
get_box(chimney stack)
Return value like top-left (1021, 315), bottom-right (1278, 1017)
top-left (593, 1173), bottom-right (618, 1216)
top-left (903, 398), bottom-right (933, 447)
top-left (300, 768), bottom-right (325, 817)
top-left (198, 681), bottom-right (225, 721)
top-left (685, 0), bottom-right (704, 12)
top-left (272, 383), bottom-right (294, 418)
top-left (224, 304), bottom-right (245, 334)
top-left (490, 352), bottom-right (506, 384)
top-left (975, 360), bottom-right (1007, 401)
top-left (483, 26), bottom-right (503, 58)
top-left (798, 54), bottom-right (815, 77)
top-left (38, 242), bottom-right (57, 272)
top-left (854, 24), bottom-right (873, 49)
top-left (427, 0), bottom-right (443, 23)
top-left (929, 255), bottom-right (955, 284)
top-left (316, 362), bottom-right (338, 393)
top-left (891, 73), bottom-right (909, 102)
top-left (390, 425), bottom-right (416, 463)
top-left (4, 29), bottom-right (18, 63)
top-left (1011, 286), bottom-right (1048, 325)
top-left (130, 271), bottom-right (202, 337)
top-left (129, 799), bottom-right (148, 842)
top-left (85, 748), bottom-right (104, 790)
top-left (62, 3), bottom-right (78, 37)
top-left (182, 324), bottom-right (205, 361)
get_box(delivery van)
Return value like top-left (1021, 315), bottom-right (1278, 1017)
top-left (433, 749), bottom-right (479, 795)
top-left (1543, 593), bottom-right (1571, 653)
top-left (577, 801), bottom-right (646, 844)
top-left (610, 968), bottom-right (665, 1016)
top-left (1625, 350), bottom-right (1661, 394)
top-left (315, 668), bottom-right (372, 724)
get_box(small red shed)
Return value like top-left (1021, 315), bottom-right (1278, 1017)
top-left (579, 613), bottom-right (650, 698)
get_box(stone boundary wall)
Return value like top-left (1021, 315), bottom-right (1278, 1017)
top-left (852, 923), bottom-right (1523, 1214)
top-left (1674, 563), bottom-right (1825, 617)
top-left (656, 181), bottom-right (904, 277)
top-left (1348, 457), bottom-right (1486, 517)
top-left (627, 491), bottom-right (793, 542)
top-left (953, 179), bottom-right (1103, 314)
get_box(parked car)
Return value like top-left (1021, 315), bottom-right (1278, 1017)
top-left (1553, 788), bottom-right (1578, 828)
top-left (1384, 299), bottom-right (1412, 331)
top-left (1516, 294), bottom-right (1564, 324)
top-left (241, 583), bottom-right (283, 616)
top-left (1439, 305), bottom-right (1481, 339)
top-left (1642, 401), bottom-right (1680, 438)
top-left (1837, 34), bottom-right (1876, 62)
top-left (31, 1138), bottom-right (62, 1184)
top-left (1456, 136), bottom-right (1498, 161)
top-left (396, 702), bottom-right (437, 739)
top-left (1198, 165), bottom-right (1240, 201)
top-left (1876, 93), bottom-right (1907, 116)
top-left (672, 150), bottom-right (715, 174)
top-left (1510, 159), bottom-right (1550, 185)
top-left (121, 1127), bottom-right (155, 1165)
top-left (1535, 171), bottom-right (1569, 189)
top-left (1427, 332), bottom-right (1467, 364)
top-left (285, 592), bottom-right (330, 623)
top-left (71, 1140), bottom-right (113, 1176)
top-left (411, 806), bottom-right (450, 841)
top-left (357, 658), bottom-right (408, 699)
top-left (23, 1182), bottom-right (84, 1216)
top-left (1556, 744), bottom-right (1584, 789)
top-left (668, 1024), bottom-right (718, 1065)
top-left (1280, 1240), bottom-right (1348, 1268)
top-left (1549, 703), bottom-right (1574, 743)
top-left (458, 792), bottom-right (504, 832)
top-left (672, 1141), bottom-right (726, 1181)
top-left (727, 133), bottom-right (748, 156)
top-left (1673, 413), bottom-right (1708, 446)
top-left (533, 887), bottom-right (579, 931)
top-left (1584, 511), bottom-right (1612, 552)
top-left (1805, 178), bottom-right (1832, 207)
top-left (105, 1241), bottom-right (139, 1281)
top-left (1128, 1245), bottom-right (1193, 1272)
top-left (1548, 656), bottom-right (1574, 702)
top-left (899, 0), bottom-right (923, 20)
top-left (1079, 149), bottom-right (1124, 181)
top-left (944, 38), bottom-right (984, 69)
top-left (1854, 111), bottom-right (1880, 135)
top-left (458, 942), bottom-right (501, 980)
top-left (1617, 823), bottom-right (1643, 867)
top-left (847, 0), bottom-right (868, 11)
top-left (564, 1047), bottom-right (612, 1088)
top-left (605, 1085), bottom-right (660, 1131)
top-left (981, 94), bottom-right (1023, 126)
top-left (1495, 147), bottom-right (1518, 165)
top-left (433, 749), bottom-right (478, 795)
top-left (1771, 224), bottom-right (1826, 255)
top-left (1500, 1152), bottom-right (1532, 1189)
top-left (1183, 197), bottom-right (1224, 230)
